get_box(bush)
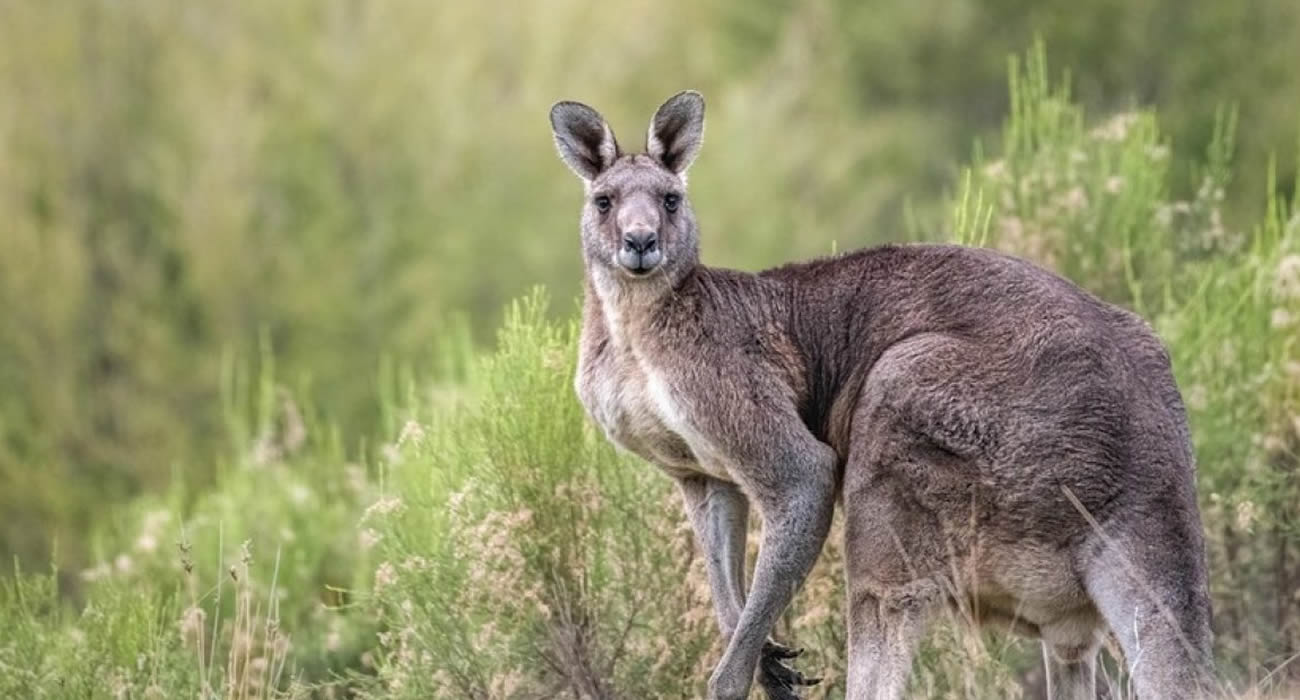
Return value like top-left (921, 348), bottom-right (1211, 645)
top-left (358, 293), bottom-right (717, 698)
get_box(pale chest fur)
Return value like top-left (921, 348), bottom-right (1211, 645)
top-left (575, 321), bottom-right (731, 481)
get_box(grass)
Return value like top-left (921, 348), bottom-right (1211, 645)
top-left (2, 47), bottom-right (1299, 698)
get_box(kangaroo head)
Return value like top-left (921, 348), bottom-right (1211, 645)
top-left (550, 91), bottom-right (705, 292)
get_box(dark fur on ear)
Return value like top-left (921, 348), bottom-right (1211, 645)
top-left (646, 91), bottom-right (705, 175)
top-left (550, 101), bottom-right (620, 181)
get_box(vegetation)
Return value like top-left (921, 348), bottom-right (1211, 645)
top-left (4, 0), bottom-right (1300, 573)
top-left (2, 2), bottom-right (1300, 697)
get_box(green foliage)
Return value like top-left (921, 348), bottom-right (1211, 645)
top-left (0, 364), bottom-right (381, 696)
top-left (356, 291), bottom-right (717, 697)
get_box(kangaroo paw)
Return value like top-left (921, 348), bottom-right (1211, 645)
top-left (759, 642), bottom-right (821, 700)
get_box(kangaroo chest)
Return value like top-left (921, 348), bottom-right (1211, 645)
top-left (577, 337), bottom-right (730, 481)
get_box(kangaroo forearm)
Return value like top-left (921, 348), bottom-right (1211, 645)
top-left (709, 474), bottom-right (836, 700)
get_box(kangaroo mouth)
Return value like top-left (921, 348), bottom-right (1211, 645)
top-left (617, 249), bottom-right (663, 276)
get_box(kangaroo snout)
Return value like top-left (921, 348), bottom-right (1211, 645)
top-left (619, 229), bottom-right (662, 274)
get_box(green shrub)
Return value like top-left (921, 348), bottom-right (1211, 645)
top-left (358, 292), bottom-right (717, 698)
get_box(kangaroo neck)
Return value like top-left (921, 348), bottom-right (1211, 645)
top-left (584, 263), bottom-right (789, 357)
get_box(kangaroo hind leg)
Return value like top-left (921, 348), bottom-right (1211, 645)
top-left (1083, 516), bottom-right (1215, 699)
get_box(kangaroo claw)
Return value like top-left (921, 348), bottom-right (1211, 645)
top-left (759, 642), bottom-right (821, 700)
top-left (763, 640), bottom-right (805, 660)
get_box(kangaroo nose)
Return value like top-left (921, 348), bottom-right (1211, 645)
top-left (622, 230), bottom-right (658, 254)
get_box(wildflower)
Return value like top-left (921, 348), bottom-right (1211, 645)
top-left (130, 510), bottom-right (172, 556)
top-left (289, 483), bottom-right (312, 505)
top-left (248, 657), bottom-right (268, 677)
top-left (135, 532), bottom-right (159, 553)
top-left (81, 562), bottom-right (111, 582)
top-left (1275, 255), bottom-right (1300, 299)
top-left (1155, 205), bottom-right (1173, 228)
top-left (1271, 309), bottom-right (1294, 329)
top-left (1262, 434), bottom-right (1285, 452)
top-left (447, 488), bottom-right (468, 513)
top-left (1105, 176), bottom-right (1125, 194)
top-left (1090, 113), bottom-right (1139, 142)
top-left (342, 463), bottom-right (368, 498)
top-left (1234, 500), bottom-right (1259, 532)
top-left (490, 671), bottom-right (525, 697)
top-left (400, 555), bottom-right (429, 571)
top-left (114, 554), bottom-right (134, 574)
top-left (109, 669), bottom-right (130, 700)
top-left (278, 392), bottom-right (307, 454)
top-left (250, 437), bottom-right (279, 466)
top-left (375, 562), bottom-right (398, 592)
top-left (1062, 187), bottom-right (1088, 213)
top-left (395, 420), bottom-right (426, 448)
top-left (362, 496), bottom-right (406, 522)
top-left (359, 528), bottom-right (382, 550)
top-left (1219, 340), bottom-right (1238, 365)
top-left (983, 160), bottom-right (1008, 179)
top-left (180, 606), bottom-right (206, 649)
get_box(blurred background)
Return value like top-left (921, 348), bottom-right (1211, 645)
top-left (2, 1), bottom-right (1299, 696)
top-left (3, 0), bottom-right (1297, 574)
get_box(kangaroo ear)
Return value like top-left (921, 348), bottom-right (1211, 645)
top-left (646, 90), bottom-right (705, 175)
top-left (550, 101), bottom-right (620, 181)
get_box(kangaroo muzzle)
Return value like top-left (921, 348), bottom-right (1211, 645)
top-left (618, 229), bottom-right (662, 274)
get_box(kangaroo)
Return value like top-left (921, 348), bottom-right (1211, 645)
top-left (550, 91), bottom-right (1215, 700)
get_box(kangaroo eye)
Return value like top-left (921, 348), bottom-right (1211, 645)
top-left (593, 195), bottom-right (612, 213)
top-left (663, 193), bottom-right (681, 212)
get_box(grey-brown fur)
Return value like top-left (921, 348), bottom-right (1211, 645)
top-left (550, 91), bottom-right (1215, 700)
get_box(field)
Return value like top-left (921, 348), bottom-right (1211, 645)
top-left (2, 3), bottom-right (1300, 698)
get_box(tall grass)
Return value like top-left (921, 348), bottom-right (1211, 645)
top-left (355, 292), bottom-right (718, 698)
